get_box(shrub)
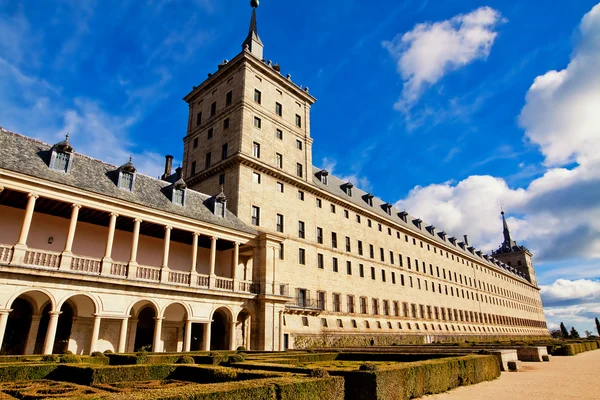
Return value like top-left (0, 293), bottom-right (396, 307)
top-left (176, 355), bottom-right (195, 364)
top-left (307, 349), bottom-right (316, 353)
top-left (41, 355), bottom-right (60, 363)
top-left (63, 350), bottom-right (73, 355)
top-left (228, 353), bottom-right (246, 363)
top-left (135, 351), bottom-right (149, 365)
top-left (103, 350), bottom-right (113, 354)
top-left (59, 354), bottom-right (81, 364)
top-left (309, 368), bottom-right (330, 378)
top-left (91, 351), bottom-right (106, 358)
top-left (359, 363), bottom-right (379, 371)
top-left (237, 346), bottom-right (247, 351)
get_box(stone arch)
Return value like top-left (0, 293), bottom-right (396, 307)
top-left (161, 302), bottom-right (189, 352)
top-left (1, 297), bottom-right (34, 355)
top-left (53, 294), bottom-right (99, 355)
top-left (7, 289), bottom-right (56, 315)
top-left (210, 306), bottom-right (233, 351)
top-left (128, 300), bottom-right (159, 352)
top-left (235, 308), bottom-right (252, 350)
top-left (58, 293), bottom-right (99, 318)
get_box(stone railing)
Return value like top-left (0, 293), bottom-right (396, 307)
top-left (168, 270), bottom-right (190, 285)
top-left (23, 249), bottom-right (61, 269)
top-left (110, 262), bottom-right (128, 277)
top-left (197, 274), bottom-right (210, 288)
top-left (239, 281), bottom-right (259, 293)
top-left (136, 265), bottom-right (161, 282)
top-left (0, 245), bottom-right (13, 263)
top-left (215, 277), bottom-right (234, 290)
top-left (71, 256), bottom-right (101, 274)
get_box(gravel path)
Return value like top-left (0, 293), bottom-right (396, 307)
top-left (424, 350), bottom-right (600, 400)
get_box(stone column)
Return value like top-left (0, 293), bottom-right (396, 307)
top-left (0, 310), bottom-right (11, 350)
top-left (245, 315), bottom-right (252, 350)
top-left (118, 317), bottom-right (129, 353)
top-left (59, 204), bottom-right (82, 271)
top-left (279, 311), bottom-right (285, 351)
top-left (203, 322), bottom-right (211, 351)
top-left (101, 213), bottom-right (118, 276)
top-left (160, 226), bottom-right (172, 283)
top-left (190, 233), bottom-right (199, 287)
top-left (229, 321), bottom-right (236, 350)
top-left (232, 242), bottom-right (240, 286)
top-left (12, 194), bottom-right (38, 265)
top-left (42, 311), bottom-right (62, 354)
top-left (127, 319), bottom-right (138, 353)
top-left (184, 320), bottom-right (192, 352)
top-left (25, 315), bottom-right (41, 354)
top-left (89, 314), bottom-right (102, 354)
top-left (153, 317), bottom-right (164, 352)
top-left (208, 236), bottom-right (217, 288)
top-left (127, 219), bottom-right (142, 278)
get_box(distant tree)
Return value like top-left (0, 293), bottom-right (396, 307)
top-left (560, 322), bottom-right (570, 338)
top-left (585, 330), bottom-right (593, 338)
top-left (550, 329), bottom-right (564, 339)
top-left (595, 317), bottom-right (600, 336)
top-left (570, 327), bottom-right (580, 339)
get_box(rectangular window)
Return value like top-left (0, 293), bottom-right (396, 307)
top-left (297, 190), bottom-right (304, 201)
top-left (276, 182), bottom-right (284, 192)
top-left (369, 244), bottom-right (374, 259)
top-left (221, 143), bottom-right (228, 159)
top-left (345, 236), bottom-right (351, 252)
top-left (295, 114), bottom-right (302, 128)
top-left (276, 214), bottom-right (284, 233)
top-left (371, 266), bottom-right (376, 280)
top-left (316, 227), bottom-right (323, 244)
top-left (298, 248), bottom-right (306, 265)
top-left (346, 261), bottom-right (352, 275)
top-left (219, 174), bottom-right (225, 185)
top-left (210, 101), bottom-right (216, 117)
top-left (298, 221), bottom-right (305, 238)
top-left (296, 163), bottom-right (303, 177)
top-left (330, 204), bottom-right (336, 213)
top-left (276, 153), bottom-right (283, 168)
top-left (316, 198), bottom-right (322, 208)
top-left (205, 152), bottom-right (212, 168)
top-left (372, 299), bottom-right (379, 315)
top-left (317, 253), bottom-right (324, 269)
top-left (254, 89), bottom-right (262, 104)
top-left (383, 300), bottom-right (390, 316)
top-left (252, 172), bottom-right (261, 183)
top-left (296, 139), bottom-right (303, 150)
top-left (392, 272), bottom-right (396, 284)
top-left (275, 102), bottom-right (282, 116)
top-left (382, 269), bottom-right (386, 282)
top-left (358, 241), bottom-right (363, 256)
top-left (196, 112), bottom-right (202, 126)
top-left (394, 301), bottom-right (400, 316)
top-left (207, 128), bottom-right (213, 139)
top-left (317, 291), bottom-right (325, 310)
top-left (332, 257), bottom-right (338, 272)
top-left (344, 210), bottom-right (349, 219)
top-left (223, 118), bottom-right (230, 130)
top-left (278, 243), bottom-right (284, 260)
top-left (276, 129), bottom-right (283, 140)
top-left (226, 91), bottom-right (232, 105)
top-left (331, 232), bottom-right (337, 248)
top-left (360, 297), bottom-right (368, 314)
top-left (359, 264), bottom-right (364, 278)
top-left (254, 116), bottom-right (262, 129)
top-left (193, 137), bottom-right (198, 149)
top-left (380, 248), bottom-right (385, 262)
top-left (251, 206), bottom-right (260, 226)
top-left (191, 161), bottom-right (196, 175)
top-left (253, 142), bottom-right (260, 158)
top-left (390, 252), bottom-right (394, 264)
top-left (347, 295), bottom-right (355, 314)
top-left (333, 293), bottom-right (341, 312)
top-left (356, 214), bottom-right (361, 223)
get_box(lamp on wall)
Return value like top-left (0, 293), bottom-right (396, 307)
top-left (48, 237), bottom-right (54, 244)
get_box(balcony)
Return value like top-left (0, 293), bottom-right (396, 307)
top-left (286, 298), bottom-right (323, 316)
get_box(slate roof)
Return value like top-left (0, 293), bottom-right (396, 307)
top-left (311, 166), bottom-right (529, 282)
top-left (0, 128), bottom-right (257, 235)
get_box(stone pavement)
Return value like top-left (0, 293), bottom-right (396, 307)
top-left (424, 349), bottom-right (600, 400)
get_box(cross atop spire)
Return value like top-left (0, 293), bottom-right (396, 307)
top-left (242, 0), bottom-right (264, 59)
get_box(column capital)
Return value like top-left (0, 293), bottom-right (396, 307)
top-left (109, 212), bottom-right (119, 218)
top-left (192, 232), bottom-right (200, 237)
top-left (153, 317), bottom-right (165, 321)
top-left (0, 186), bottom-right (4, 192)
top-left (211, 236), bottom-right (218, 241)
top-left (27, 193), bottom-right (39, 199)
top-left (48, 311), bottom-right (62, 317)
top-left (234, 241), bottom-right (241, 247)
top-left (92, 313), bottom-right (103, 318)
top-left (0, 309), bottom-right (13, 316)
top-left (133, 218), bottom-right (143, 224)
top-left (164, 225), bottom-right (173, 231)
top-left (71, 204), bottom-right (83, 210)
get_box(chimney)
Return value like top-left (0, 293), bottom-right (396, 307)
top-left (463, 235), bottom-right (469, 246)
top-left (175, 166), bottom-right (182, 180)
top-left (163, 155), bottom-right (173, 179)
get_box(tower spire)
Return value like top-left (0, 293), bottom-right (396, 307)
top-left (501, 211), bottom-right (516, 250)
top-left (242, 0), bottom-right (264, 59)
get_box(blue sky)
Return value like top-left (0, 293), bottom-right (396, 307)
top-left (1, 0), bottom-right (599, 335)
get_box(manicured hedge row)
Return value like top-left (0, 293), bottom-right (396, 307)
top-left (341, 355), bottom-right (499, 400)
top-left (550, 341), bottom-right (599, 356)
top-left (0, 364), bottom-right (58, 382)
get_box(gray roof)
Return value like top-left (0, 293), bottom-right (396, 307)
top-left (0, 128), bottom-right (256, 235)
top-left (311, 166), bottom-right (530, 283)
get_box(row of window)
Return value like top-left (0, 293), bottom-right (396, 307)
top-left (253, 88), bottom-right (302, 128)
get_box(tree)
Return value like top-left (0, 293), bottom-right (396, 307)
top-left (585, 330), bottom-right (593, 338)
top-left (570, 326), bottom-right (580, 339)
top-left (550, 329), bottom-right (564, 339)
top-left (560, 322), bottom-right (570, 338)
top-left (595, 317), bottom-right (600, 336)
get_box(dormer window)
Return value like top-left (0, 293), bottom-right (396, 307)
top-left (49, 134), bottom-right (74, 173)
top-left (343, 182), bottom-right (353, 196)
top-left (439, 231), bottom-right (447, 241)
top-left (398, 211), bottom-right (408, 223)
top-left (171, 179), bottom-right (187, 206)
top-left (364, 193), bottom-right (374, 207)
top-left (117, 157), bottom-right (136, 191)
top-left (384, 203), bottom-right (392, 215)
top-left (426, 225), bottom-right (435, 235)
top-left (214, 190), bottom-right (227, 217)
top-left (319, 169), bottom-right (329, 185)
top-left (413, 219), bottom-right (422, 229)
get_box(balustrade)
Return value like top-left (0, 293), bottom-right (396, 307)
top-left (71, 256), bottom-right (101, 274)
top-left (136, 265), bottom-right (161, 282)
top-left (197, 274), bottom-right (210, 288)
top-left (168, 270), bottom-right (190, 285)
top-left (215, 277), bottom-right (234, 290)
top-left (23, 249), bottom-right (60, 269)
top-left (110, 262), bottom-right (128, 277)
top-left (0, 245), bottom-right (12, 263)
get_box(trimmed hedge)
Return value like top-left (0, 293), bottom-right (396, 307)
top-left (0, 364), bottom-right (58, 382)
top-left (341, 354), bottom-right (499, 400)
top-left (550, 341), bottom-right (599, 356)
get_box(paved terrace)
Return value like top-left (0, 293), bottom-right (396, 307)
top-left (425, 349), bottom-right (600, 400)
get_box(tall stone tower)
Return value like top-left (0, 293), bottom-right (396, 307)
top-left (181, 1), bottom-right (316, 227)
top-left (492, 211), bottom-right (537, 286)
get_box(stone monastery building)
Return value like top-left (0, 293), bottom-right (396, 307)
top-left (0, 3), bottom-right (548, 356)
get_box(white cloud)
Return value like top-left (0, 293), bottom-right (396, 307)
top-left (541, 279), bottom-right (600, 306)
top-left (383, 6), bottom-right (504, 109)
top-left (320, 157), bottom-right (372, 192)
